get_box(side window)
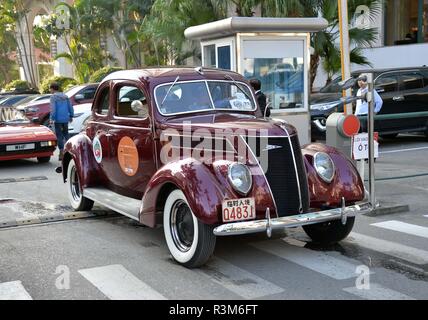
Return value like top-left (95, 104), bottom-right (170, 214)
top-left (115, 85), bottom-right (148, 119)
top-left (80, 87), bottom-right (97, 100)
top-left (95, 87), bottom-right (110, 116)
top-left (400, 72), bottom-right (424, 91)
top-left (375, 75), bottom-right (398, 93)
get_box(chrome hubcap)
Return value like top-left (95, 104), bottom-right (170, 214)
top-left (170, 200), bottom-right (194, 252)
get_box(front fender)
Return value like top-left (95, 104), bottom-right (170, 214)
top-left (140, 158), bottom-right (229, 227)
top-left (302, 143), bottom-right (365, 208)
top-left (62, 133), bottom-right (101, 188)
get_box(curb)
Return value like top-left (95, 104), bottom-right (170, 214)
top-left (0, 210), bottom-right (113, 229)
top-left (363, 203), bottom-right (410, 217)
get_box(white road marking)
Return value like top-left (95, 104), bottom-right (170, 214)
top-left (0, 281), bottom-right (32, 300)
top-left (78, 264), bottom-right (167, 300)
top-left (251, 241), bottom-right (363, 280)
top-left (197, 257), bottom-right (284, 299)
top-left (424, 215), bottom-right (428, 218)
top-left (371, 221), bottom-right (428, 239)
top-left (347, 232), bottom-right (428, 265)
top-left (343, 283), bottom-right (415, 300)
top-left (380, 146), bottom-right (428, 154)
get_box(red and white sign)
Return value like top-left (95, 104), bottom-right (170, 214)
top-left (352, 133), bottom-right (379, 160)
top-left (222, 197), bottom-right (256, 223)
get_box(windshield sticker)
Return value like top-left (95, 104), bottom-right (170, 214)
top-left (118, 136), bottom-right (139, 177)
top-left (93, 136), bottom-right (103, 163)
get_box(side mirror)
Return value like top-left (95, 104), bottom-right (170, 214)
top-left (131, 100), bottom-right (149, 118)
top-left (75, 94), bottom-right (84, 102)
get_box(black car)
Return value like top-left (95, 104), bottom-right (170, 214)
top-left (310, 66), bottom-right (428, 140)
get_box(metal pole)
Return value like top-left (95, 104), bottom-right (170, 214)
top-left (366, 73), bottom-right (376, 207)
top-left (338, 0), bottom-right (352, 115)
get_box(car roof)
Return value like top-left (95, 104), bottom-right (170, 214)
top-left (102, 67), bottom-right (247, 85)
top-left (352, 66), bottom-right (428, 75)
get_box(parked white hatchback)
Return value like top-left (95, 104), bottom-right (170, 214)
top-left (69, 103), bottom-right (92, 136)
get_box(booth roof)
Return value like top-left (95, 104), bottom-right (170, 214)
top-left (184, 17), bottom-right (329, 40)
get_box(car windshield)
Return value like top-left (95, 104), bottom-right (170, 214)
top-left (65, 85), bottom-right (86, 98)
top-left (155, 80), bottom-right (255, 115)
top-left (0, 107), bottom-right (29, 124)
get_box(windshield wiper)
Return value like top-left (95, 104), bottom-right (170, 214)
top-left (224, 74), bottom-right (253, 103)
top-left (161, 76), bottom-right (180, 107)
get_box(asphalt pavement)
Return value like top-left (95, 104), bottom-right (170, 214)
top-left (0, 135), bottom-right (427, 300)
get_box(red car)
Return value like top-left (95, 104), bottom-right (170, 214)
top-left (60, 68), bottom-right (371, 268)
top-left (23, 83), bottom-right (99, 126)
top-left (0, 107), bottom-right (57, 162)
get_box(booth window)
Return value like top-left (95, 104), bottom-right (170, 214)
top-left (203, 45), bottom-right (216, 68)
top-left (203, 44), bottom-right (232, 70)
top-left (217, 46), bottom-right (231, 70)
top-left (244, 57), bottom-right (304, 110)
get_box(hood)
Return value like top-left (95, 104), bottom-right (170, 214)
top-left (73, 103), bottom-right (92, 113)
top-left (158, 113), bottom-right (297, 137)
top-left (0, 123), bottom-right (56, 144)
top-left (51, 92), bottom-right (69, 102)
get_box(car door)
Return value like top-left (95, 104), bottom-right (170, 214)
top-left (374, 72), bottom-right (400, 133)
top-left (103, 81), bottom-right (156, 199)
top-left (396, 71), bottom-right (427, 131)
top-left (86, 82), bottom-right (112, 180)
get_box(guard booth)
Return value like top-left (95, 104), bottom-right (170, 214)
top-left (185, 17), bottom-right (328, 144)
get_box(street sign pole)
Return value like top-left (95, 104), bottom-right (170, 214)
top-left (338, 0), bottom-right (352, 116)
top-left (367, 73), bottom-right (377, 207)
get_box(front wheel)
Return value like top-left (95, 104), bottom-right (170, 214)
top-left (67, 159), bottom-right (94, 211)
top-left (163, 190), bottom-right (216, 268)
top-left (303, 217), bottom-right (355, 245)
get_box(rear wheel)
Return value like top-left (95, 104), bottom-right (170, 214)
top-left (303, 217), bottom-right (355, 245)
top-left (67, 159), bottom-right (93, 211)
top-left (163, 190), bottom-right (216, 268)
top-left (37, 156), bottom-right (50, 163)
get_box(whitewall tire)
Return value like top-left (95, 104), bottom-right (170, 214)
top-left (67, 159), bottom-right (94, 211)
top-left (163, 189), bottom-right (216, 268)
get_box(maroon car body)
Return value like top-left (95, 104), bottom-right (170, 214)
top-left (23, 83), bottom-right (98, 126)
top-left (61, 68), bottom-right (370, 268)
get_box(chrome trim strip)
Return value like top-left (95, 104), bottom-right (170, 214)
top-left (279, 125), bottom-right (303, 213)
top-left (214, 202), bottom-right (372, 236)
top-left (239, 135), bottom-right (279, 218)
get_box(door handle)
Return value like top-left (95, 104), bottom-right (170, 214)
top-left (393, 96), bottom-right (404, 102)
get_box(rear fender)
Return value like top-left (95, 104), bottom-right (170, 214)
top-left (62, 134), bottom-right (100, 188)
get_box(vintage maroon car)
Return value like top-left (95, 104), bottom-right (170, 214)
top-left (0, 107), bottom-right (57, 162)
top-left (61, 68), bottom-right (371, 268)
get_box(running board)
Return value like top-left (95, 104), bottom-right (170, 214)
top-left (83, 187), bottom-right (141, 221)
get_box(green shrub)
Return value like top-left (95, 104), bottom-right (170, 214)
top-left (40, 76), bottom-right (78, 93)
top-left (89, 66), bottom-right (123, 83)
top-left (3, 80), bottom-right (33, 92)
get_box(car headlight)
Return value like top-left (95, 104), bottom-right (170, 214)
top-left (40, 140), bottom-right (56, 147)
top-left (228, 163), bottom-right (252, 195)
top-left (313, 152), bottom-right (335, 183)
top-left (310, 102), bottom-right (340, 111)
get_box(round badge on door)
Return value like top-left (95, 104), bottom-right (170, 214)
top-left (118, 136), bottom-right (139, 176)
top-left (93, 136), bottom-right (103, 163)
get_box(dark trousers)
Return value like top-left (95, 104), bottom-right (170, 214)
top-left (54, 123), bottom-right (69, 151)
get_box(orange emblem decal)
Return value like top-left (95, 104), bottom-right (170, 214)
top-left (118, 137), bottom-right (139, 176)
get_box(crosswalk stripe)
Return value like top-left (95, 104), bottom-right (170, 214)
top-left (423, 215), bottom-right (428, 218)
top-left (197, 257), bottom-right (284, 299)
top-left (343, 283), bottom-right (415, 300)
top-left (0, 281), bottom-right (32, 300)
top-left (347, 232), bottom-right (428, 265)
top-left (78, 264), bottom-right (167, 300)
top-left (251, 240), bottom-right (363, 280)
top-left (371, 220), bottom-right (428, 239)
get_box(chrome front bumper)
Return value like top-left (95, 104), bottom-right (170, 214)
top-left (213, 201), bottom-right (372, 237)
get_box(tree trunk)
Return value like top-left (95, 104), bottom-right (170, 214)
top-left (309, 53), bottom-right (320, 93)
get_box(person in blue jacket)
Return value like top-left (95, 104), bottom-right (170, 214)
top-left (49, 83), bottom-right (74, 160)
